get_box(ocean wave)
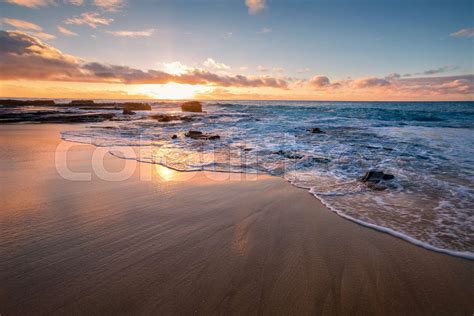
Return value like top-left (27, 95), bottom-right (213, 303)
top-left (61, 100), bottom-right (474, 259)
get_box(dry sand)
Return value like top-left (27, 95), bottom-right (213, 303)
top-left (0, 124), bottom-right (472, 315)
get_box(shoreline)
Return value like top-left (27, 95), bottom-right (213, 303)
top-left (101, 136), bottom-right (474, 260)
top-left (1, 124), bottom-right (473, 314)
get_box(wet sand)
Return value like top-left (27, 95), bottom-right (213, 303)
top-left (0, 124), bottom-right (473, 315)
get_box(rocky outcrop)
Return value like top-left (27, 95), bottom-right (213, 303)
top-left (274, 150), bottom-right (303, 159)
top-left (151, 114), bottom-right (193, 122)
top-left (181, 101), bottom-right (203, 112)
top-left (123, 103), bottom-right (152, 111)
top-left (361, 170), bottom-right (395, 182)
top-left (0, 111), bottom-right (115, 123)
top-left (184, 130), bottom-right (220, 140)
top-left (361, 170), bottom-right (395, 191)
top-left (70, 100), bottom-right (94, 105)
top-left (309, 127), bottom-right (325, 134)
top-left (0, 99), bottom-right (56, 106)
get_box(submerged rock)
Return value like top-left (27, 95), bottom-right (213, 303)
top-left (171, 134), bottom-right (178, 139)
top-left (309, 127), bottom-right (325, 134)
top-left (274, 150), bottom-right (304, 159)
top-left (151, 114), bottom-right (194, 122)
top-left (181, 101), bottom-right (203, 112)
top-left (361, 170), bottom-right (395, 190)
top-left (185, 130), bottom-right (220, 140)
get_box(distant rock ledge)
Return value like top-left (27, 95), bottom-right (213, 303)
top-left (181, 101), bottom-right (203, 112)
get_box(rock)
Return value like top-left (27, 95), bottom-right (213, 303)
top-left (361, 170), bottom-right (395, 183)
top-left (171, 134), bottom-right (178, 139)
top-left (274, 150), bottom-right (303, 159)
top-left (0, 99), bottom-right (56, 106)
top-left (312, 156), bottom-right (331, 163)
top-left (185, 130), bottom-right (220, 140)
top-left (185, 131), bottom-right (203, 137)
top-left (309, 127), bottom-right (325, 134)
top-left (181, 101), bottom-right (203, 112)
top-left (151, 114), bottom-right (194, 122)
top-left (123, 109), bottom-right (136, 115)
top-left (123, 102), bottom-right (152, 111)
top-left (70, 100), bottom-right (94, 105)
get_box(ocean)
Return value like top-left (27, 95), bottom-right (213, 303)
top-left (57, 100), bottom-right (474, 259)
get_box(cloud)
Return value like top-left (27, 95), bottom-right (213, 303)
top-left (258, 27), bottom-right (272, 34)
top-left (352, 77), bottom-right (390, 88)
top-left (0, 30), bottom-right (80, 81)
top-left (245, 0), bottom-right (266, 14)
top-left (4, 0), bottom-right (54, 8)
top-left (223, 32), bottom-right (232, 39)
top-left (58, 25), bottom-right (78, 36)
top-left (65, 0), bottom-right (83, 5)
top-left (1, 18), bottom-right (55, 40)
top-left (308, 75), bottom-right (330, 88)
top-left (422, 65), bottom-right (459, 75)
top-left (450, 28), bottom-right (474, 38)
top-left (1, 18), bottom-right (42, 31)
top-left (93, 0), bottom-right (125, 11)
top-left (64, 12), bottom-right (113, 28)
top-left (105, 28), bottom-right (154, 37)
top-left (203, 58), bottom-right (231, 71)
top-left (29, 31), bottom-right (56, 40)
top-left (0, 30), bottom-right (288, 89)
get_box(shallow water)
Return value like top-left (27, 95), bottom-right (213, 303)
top-left (58, 101), bottom-right (474, 258)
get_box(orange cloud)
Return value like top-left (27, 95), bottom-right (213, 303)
top-left (0, 30), bottom-right (288, 89)
top-left (1, 17), bottom-right (42, 30)
top-left (5, 0), bottom-right (54, 8)
top-left (64, 12), bottom-right (113, 28)
top-left (245, 0), bottom-right (266, 14)
top-left (58, 25), bottom-right (78, 36)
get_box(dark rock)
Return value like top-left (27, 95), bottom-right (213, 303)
top-left (0, 111), bottom-right (115, 123)
top-left (309, 127), bottom-right (325, 134)
top-left (70, 100), bottom-right (94, 105)
top-left (151, 114), bottom-right (194, 122)
top-left (312, 156), bottom-right (331, 163)
top-left (0, 99), bottom-right (56, 106)
top-left (361, 170), bottom-right (395, 184)
top-left (123, 109), bottom-right (136, 115)
top-left (123, 102), bottom-right (152, 111)
top-left (185, 130), bottom-right (220, 140)
top-left (181, 101), bottom-right (203, 112)
top-left (185, 131), bottom-right (203, 137)
top-left (274, 150), bottom-right (303, 159)
top-left (171, 134), bottom-right (178, 139)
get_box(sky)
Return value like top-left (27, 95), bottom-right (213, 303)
top-left (0, 0), bottom-right (473, 100)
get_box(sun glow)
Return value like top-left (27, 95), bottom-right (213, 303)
top-left (133, 83), bottom-right (210, 100)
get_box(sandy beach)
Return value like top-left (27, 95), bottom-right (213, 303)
top-left (0, 124), bottom-right (473, 315)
